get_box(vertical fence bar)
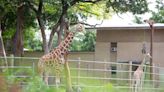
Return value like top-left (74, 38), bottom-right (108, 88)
top-left (32, 61), bottom-right (35, 76)
top-left (129, 61), bottom-right (132, 92)
top-left (153, 64), bottom-right (160, 88)
top-left (104, 60), bottom-right (107, 92)
top-left (10, 54), bottom-right (14, 68)
top-left (10, 54), bottom-right (14, 74)
top-left (77, 57), bottom-right (81, 92)
top-left (87, 64), bottom-right (89, 77)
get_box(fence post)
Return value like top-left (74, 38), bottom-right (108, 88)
top-left (32, 61), bottom-right (35, 76)
top-left (129, 61), bottom-right (132, 92)
top-left (104, 60), bottom-right (107, 92)
top-left (77, 57), bottom-right (81, 92)
top-left (10, 54), bottom-right (14, 68)
top-left (104, 60), bottom-right (107, 83)
top-left (153, 63), bottom-right (160, 88)
top-left (87, 64), bottom-right (89, 77)
top-left (9, 54), bottom-right (14, 73)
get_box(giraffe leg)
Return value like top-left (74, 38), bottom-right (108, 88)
top-left (55, 69), bottom-right (61, 88)
top-left (132, 76), bottom-right (136, 92)
top-left (38, 60), bottom-right (45, 82)
top-left (44, 72), bottom-right (49, 85)
top-left (135, 79), bottom-right (140, 92)
top-left (55, 75), bottom-right (60, 88)
top-left (140, 78), bottom-right (142, 92)
top-left (134, 80), bottom-right (137, 92)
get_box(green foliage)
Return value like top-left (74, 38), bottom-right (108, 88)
top-left (150, 0), bottom-right (164, 23)
top-left (133, 16), bottom-right (144, 24)
top-left (133, 0), bottom-right (164, 24)
top-left (24, 28), bottom-right (42, 51)
top-left (69, 29), bottom-right (96, 52)
top-left (81, 30), bottom-right (96, 51)
top-left (106, 0), bottom-right (148, 14)
top-left (0, 0), bottom-right (149, 53)
top-left (70, 1), bottom-right (111, 21)
top-left (104, 83), bottom-right (115, 92)
top-left (23, 76), bottom-right (65, 92)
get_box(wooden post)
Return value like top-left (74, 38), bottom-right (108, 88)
top-left (150, 23), bottom-right (154, 80)
top-left (63, 20), bottom-right (73, 92)
top-left (144, 20), bottom-right (154, 80)
top-left (64, 53), bottom-right (73, 92)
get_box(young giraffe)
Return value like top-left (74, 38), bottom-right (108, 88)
top-left (38, 24), bottom-right (83, 86)
top-left (132, 53), bottom-right (151, 92)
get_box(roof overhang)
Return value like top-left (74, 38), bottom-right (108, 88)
top-left (95, 23), bottom-right (164, 31)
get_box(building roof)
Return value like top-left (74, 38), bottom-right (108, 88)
top-left (95, 23), bottom-right (164, 30)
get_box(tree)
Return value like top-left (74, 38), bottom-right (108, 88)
top-left (150, 0), bottom-right (164, 23)
top-left (0, 0), bottom-right (37, 56)
top-left (81, 30), bottom-right (96, 51)
top-left (0, 0), bottom-right (11, 66)
top-left (133, 16), bottom-right (143, 24)
top-left (27, 0), bottom-right (149, 54)
top-left (69, 30), bottom-right (96, 52)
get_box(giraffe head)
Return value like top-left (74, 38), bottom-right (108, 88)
top-left (144, 19), bottom-right (154, 28)
top-left (70, 23), bottom-right (84, 34)
top-left (146, 53), bottom-right (151, 58)
top-left (144, 53), bottom-right (152, 64)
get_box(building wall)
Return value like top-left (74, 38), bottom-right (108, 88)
top-left (117, 42), bottom-right (144, 62)
top-left (95, 42), bottom-right (110, 61)
top-left (96, 29), bottom-right (164, 42)
top-left (154, 43), bottom-right (164, 67)
top-left (95, 29), bottom-right (164, 67)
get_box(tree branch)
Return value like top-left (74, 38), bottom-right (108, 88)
top-left (38, 0), bottom-right (43, 13)
top-left (26, 1), bottom-right (38, 13)
top-left (48, 22), bottom-right (60, 49)
top-left (71, 20), bottom-right (103, 28)
top-left (70, 0), bottom-right (80, 6)
top-left (79, 0), bottom-right (102, 4)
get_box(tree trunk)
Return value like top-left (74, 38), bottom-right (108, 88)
top-left (0, 23), bottom-right (7, 66)
top-left (37, 16), bottom-right (49, 54)
top-left (13, 5), bottom-right (24, 57)
top-left (48, 23), bottom-right (60, 49)
top-left (57, 13), bottom-right (67, 45)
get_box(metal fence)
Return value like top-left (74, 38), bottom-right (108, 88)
top-left (0, 57), bottom-right (164, 92)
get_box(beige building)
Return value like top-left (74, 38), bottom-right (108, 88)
top-left (95, 24), bottom-right (164, 67)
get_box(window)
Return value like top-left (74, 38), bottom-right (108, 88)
top-left (111, 42), bottom-right (117, 52)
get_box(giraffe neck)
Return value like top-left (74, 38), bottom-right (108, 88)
top-left (137, 54), bottom-right (147, 71)
top-left (59, 32), bottom-right (74, 54)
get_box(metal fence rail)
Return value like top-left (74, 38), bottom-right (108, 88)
top-left (0, 57), bottom-right (164, 92)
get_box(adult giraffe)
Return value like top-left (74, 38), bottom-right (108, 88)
top-left (38, 23), bottom-right (83, 89)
